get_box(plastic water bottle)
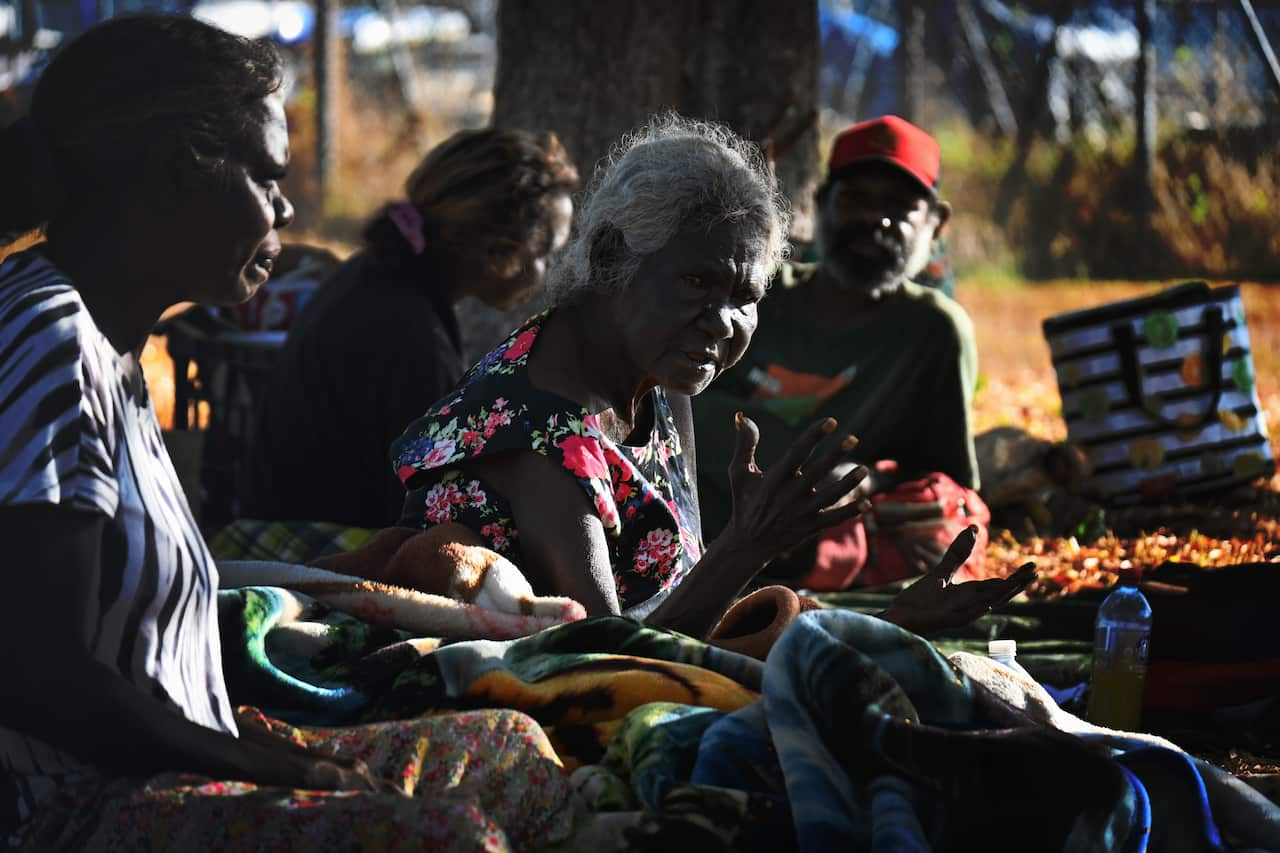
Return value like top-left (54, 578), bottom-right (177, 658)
top-left (1086, 571), bottom-right (1152, 731)
top-left (988, 639), bottom-right (1033, 679)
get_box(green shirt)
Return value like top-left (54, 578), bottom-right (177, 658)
top-left (692, 262), bottom-right (980, 539)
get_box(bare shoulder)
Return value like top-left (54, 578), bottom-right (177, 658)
top-left (460, 451), bottom-right (594, 519)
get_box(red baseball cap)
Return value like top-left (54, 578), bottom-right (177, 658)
top-left (827, 115), bottom-right (940, 192)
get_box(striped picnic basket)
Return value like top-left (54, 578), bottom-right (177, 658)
top-left (1043, 282), bottom-right (1273, 505)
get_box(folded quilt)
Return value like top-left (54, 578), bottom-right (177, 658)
top-left (216, 579), bottom-right (1280, 851)
top-left (553, 612), bottom-right (1280, 852)
top-left (217, 589), bottom-right (761, 766)
top-left (748, 610), bottom-right (1280, 852)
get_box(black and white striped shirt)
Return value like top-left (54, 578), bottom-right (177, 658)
top-left (0, 250), bottom-right (237, 839)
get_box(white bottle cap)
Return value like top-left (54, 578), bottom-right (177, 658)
top-left (988, 640), bottom-right (1017, 659)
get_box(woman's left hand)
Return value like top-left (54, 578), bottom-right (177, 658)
top-left (880, 525), bottom-right (1036, 637)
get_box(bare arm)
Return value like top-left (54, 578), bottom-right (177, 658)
top-left (461, 452), bottom-right (621, 616)
top-left (462, 417), bottom-right (870, 639)
top-left (655, 415), bottom-right (1037, 639)
top-left (0, 505), bottom-right (382, 790)
top-left (650, 414), bottom-right (871, 636)
top-left (464, 415), bottom-right (1033, 642)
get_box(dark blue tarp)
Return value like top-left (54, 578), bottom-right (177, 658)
top-left (820, 0), bottom-right (1280, 124)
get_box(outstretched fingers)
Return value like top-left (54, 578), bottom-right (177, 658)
top-left (811, 493), bottom-right (873, 533)
top-left (728, 412), bottom-right (762, 482)
top-left (810, 461), bottom-right (871, 510)
top-left (927, 525), bottom-right (979, 584)
top-left (772, 417), bottom-right (839, 487)
top-left (951, 562), bottom-right (1037, 617)
top-left (991, 562), bottom-right (1037, 608)
top-left (794, 431), bottom-right (861, 491)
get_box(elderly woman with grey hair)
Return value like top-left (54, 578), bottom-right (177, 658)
top-left (391, 115), bottom-right (1032, 638)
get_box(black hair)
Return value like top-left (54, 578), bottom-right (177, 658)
top-left (0, 13), bottom-right (283, 241)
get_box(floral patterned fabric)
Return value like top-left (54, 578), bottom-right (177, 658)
top-left (13, 708), bottom-right (573, 852)
top-left (391, 312), bottom-right (703, 617)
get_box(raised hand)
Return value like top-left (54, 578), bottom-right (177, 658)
top-left (719, 413), bottom-right (872, 559)
top-left (881, 525), bottom-right (1036, 637)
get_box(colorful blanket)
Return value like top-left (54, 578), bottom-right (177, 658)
top-left (215, 583), bottom-right (1279, 850)
top-left (210, 521), bottom-right (1278, 848)
top-left (217, 588), bottom-right (759, 767)
top-left (705, 610), bottom-right (1280, 852)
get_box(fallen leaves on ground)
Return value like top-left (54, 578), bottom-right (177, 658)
top-left (989, 528), bottom-right (1280, 600)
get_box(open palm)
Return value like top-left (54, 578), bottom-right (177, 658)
top-left (881, 526), bottom-right (1036, 637)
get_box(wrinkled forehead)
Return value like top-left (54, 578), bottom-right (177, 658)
top-left (665, 218), bottom-right (770, 279)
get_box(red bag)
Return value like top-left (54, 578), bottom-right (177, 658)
top-left (796, 471), bottom-right (990, 591)
top-left (864, 473), bottom-right (990, 586)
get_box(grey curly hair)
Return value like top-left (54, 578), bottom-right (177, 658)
top-left (546, 113), bottom-right (790, 304)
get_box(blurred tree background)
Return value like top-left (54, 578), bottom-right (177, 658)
top-left (9, 0), bottom-right (1276, 284)
top-left (5, 0), bottom-right (1280, 572)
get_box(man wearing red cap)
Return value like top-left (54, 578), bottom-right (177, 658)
top-left (693, 115), bottom-right (984, 589)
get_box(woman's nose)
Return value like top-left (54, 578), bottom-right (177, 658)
top-left (698, 301), bottom-right (734, 339)
top-left (275, 191), bottom-right (295, 230)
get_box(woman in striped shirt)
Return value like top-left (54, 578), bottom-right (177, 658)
top-left (0, 15), bottom-right (570, 850)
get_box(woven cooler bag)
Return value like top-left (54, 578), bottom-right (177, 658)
top-left (1043, 282), bottom-right (1273, 505)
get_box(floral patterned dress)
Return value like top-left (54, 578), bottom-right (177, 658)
top-left (391, 312), bottom-right (703, 618)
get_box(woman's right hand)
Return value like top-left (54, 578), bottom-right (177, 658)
top-left (720, 413), bottom-right (871, 559)
top-left (236, 712), bottom-right (399, 794)
top-left (293, 752), bottom-right (390, 793)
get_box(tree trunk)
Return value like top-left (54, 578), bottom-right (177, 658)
top-left (1134, 0), bottom-right (1156, 220)
top-left (19, 0), bottom-right (38, 47)
top-left (992, 0), bottom-right (1074, 225)
top-left (896, 0), bottom-right (927, 123)
top-left (313, 0), bottom-right (340, 212)
top-left (457, 0), bottom-right (819, 364)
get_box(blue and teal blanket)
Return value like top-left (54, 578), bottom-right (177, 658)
top-left (217, 586), bottom-right (1280, 851)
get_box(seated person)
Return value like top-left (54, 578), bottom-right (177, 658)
top-left (693, 115), bottom-right (982, 589)
top-left (391, 114), bottom-right (1032, 640)
top-left (0, 16), bottom-right (571, 847)
top-left (244, 129), bottom-right (578, 528)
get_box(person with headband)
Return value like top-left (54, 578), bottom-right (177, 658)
top-left (0, 15), bottom-right (576, 849)
top-left (693, 115), bottom-right (985, 590)
top-left (245, 129), bottom-right (578, 528)
top-left (390, 114), bottom-right (1029, 639)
